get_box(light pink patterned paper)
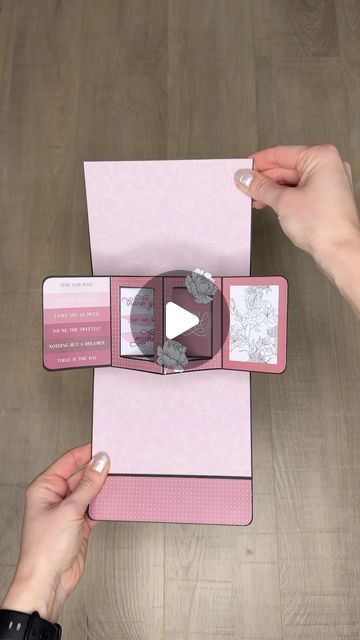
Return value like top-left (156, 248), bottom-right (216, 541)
top-left (85, 158), bottom-right (253, 525)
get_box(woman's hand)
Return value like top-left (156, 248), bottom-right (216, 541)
top-left (234, 144), bottom-right (360, 315)
top-left (234, 144), bottom-right (359, 259)
top-left (1, 444), bottom-right (110, 622)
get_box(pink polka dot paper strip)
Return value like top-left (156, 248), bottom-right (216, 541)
top-left (89, 476), bottom-right (252, 526)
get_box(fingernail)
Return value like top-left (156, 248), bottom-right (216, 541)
top-left (234, 170), bottom-right (254, 188)
top-left (89, 451), bottom-right (109, 473)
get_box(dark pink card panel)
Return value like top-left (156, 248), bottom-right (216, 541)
top-left (111, 276), bottom-right (163, 373)
top-left (163, 276), bottom-right (222, 372)
top-left (89, 475), bottom-right (252, 526)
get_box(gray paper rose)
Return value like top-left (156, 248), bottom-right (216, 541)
top-left (185, 268), bottom-right (218, 304)
top-left (157, 339), bottom-right (188, 371)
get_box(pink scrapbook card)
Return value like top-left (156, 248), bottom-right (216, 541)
top-left (43, 274), bottom-right (287, 376)
top-left (80, 159), bottom-right (259, 525)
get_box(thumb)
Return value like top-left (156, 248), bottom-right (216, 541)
top-left (234, 169), bottom-right (286, 211)
top-left (69, 451), bottom-right (110, 512)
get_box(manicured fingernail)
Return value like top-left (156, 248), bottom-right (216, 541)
top-left (90, 451), bottom-right (109, 473)
top-left (234, 170), bottom-right (254, 188)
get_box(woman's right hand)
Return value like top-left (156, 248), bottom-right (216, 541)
top-left (234, 144), bottom-right (360, 316)
top-left (234, 144), bottom-right (360, 264)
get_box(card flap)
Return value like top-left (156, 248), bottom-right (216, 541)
top-left (42, 276), bottom-right (111, 370)
top-left (222, 276), bottom-right (288, 373)
top-left (162, 275), bottom-right (222, 374)
top-left (111, 275), bottom-right (163, 374)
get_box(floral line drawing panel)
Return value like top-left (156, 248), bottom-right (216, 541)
top-left (230, 285), bottom-right (279, 364)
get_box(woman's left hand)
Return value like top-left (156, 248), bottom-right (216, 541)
top-left (1, 444), bottom-right (110, 622)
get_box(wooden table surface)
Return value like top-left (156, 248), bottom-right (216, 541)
top-left (0, 1), bottom-right (359, 638)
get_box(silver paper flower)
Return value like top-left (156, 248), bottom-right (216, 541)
top-left (185, 267), bottom-right (218, 304)
top-left (157, 339), bottom-right (188, 371)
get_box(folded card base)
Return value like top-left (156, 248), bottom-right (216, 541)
top-left (84, 158), bottom-right (255, 525)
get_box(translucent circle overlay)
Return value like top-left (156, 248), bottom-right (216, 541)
top-left (128, 269), bottom-right (229, 369)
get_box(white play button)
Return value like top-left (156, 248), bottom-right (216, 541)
top-left (165, 302), bottom-right (199, 340)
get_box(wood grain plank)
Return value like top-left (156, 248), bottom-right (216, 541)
top-left (83, 522), bottom-right (164, 640)
top-left (75, 0), bottom-right (168, 161)
top-left (336, 0), bottom-right (360, 196)
top-left (0, 485), bottom-right (23, 565)
top-left (282, 593), bottom-right (357, 626)
top-left (234, 563), bottom-right (282, 638)
top-left (279, 530), bottom-right (354, 593)
top-left (336, 4), bottom-right (360, 632)
top-left (0, 0), bottom-right (87, 635)
top-left (252, 0), bottom-right (339, 58)
top-left (167, 0), bottom-right (257, 157)
top-left (276, 465), bottom-right (356, 533)
top-left (0, 1), bottom-right (18, 110)
top-left (283, 625), bottom-right (359, 640)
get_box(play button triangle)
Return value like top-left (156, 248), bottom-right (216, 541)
top-left (165, 302), bottom-right (199, 340)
